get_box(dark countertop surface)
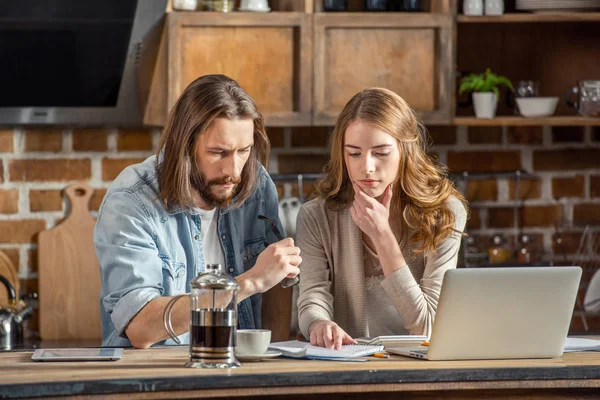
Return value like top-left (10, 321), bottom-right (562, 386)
top-left (2, 347), bottom-right (600, 399)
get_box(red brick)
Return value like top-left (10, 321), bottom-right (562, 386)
top-left (468, 126), bottom-right (502, 144)
top-left (117, 129), bottom-right (153, 151)
top-left (573, 203), bottom-right (600, 226)
top-left (1, 248), bottom-right (19, 271)
top-left (0, 189), bottom-right (18, 214)
top-left (465, 179), bottom-right (497, 202)
top-left (102, 158), bottom-right (145, 181)
top-left (447, 151), bottom-right (521, 172)
top-left (0, 220), bottom-right (46, 244)
top-left (291, 127), bottom-right (330, 148)
top-left (267, 128), bottom-right (285, 148)
top-left (9, 159), bottom-right (91, 182)
top-left (0, 130), bottom-right (14, 152)
top-left (552, 232), bottom-right (584, 256)
top-left (28, 248), bottom-right (38, 273)
top-left (507, 126), bottom-right (542, 145)
top-left (488, 205), bottom-right (562, 228)
top-left (90, 189), bottom-right (107, 211)
top-left (466, 208), bottom-right (481, 230)
top-left (552, 126), bottom-right (584, 143)
top-left (426, 126), bottom-right (456, 145)
top-left (508, 178), bottom-right (541, 200)
top-left (534, 150), bottom-right (600, 171)
top-left (277, 154), bottom-right (328, 174)
top-left (275, 184), bottom-right (284, 199)
top-left (29, 190), bottom-right (62, 212)
top-left (24, 129), bottom-right (62, 152)
top-left (72, 128), bottom-right (109, 152)
top-left (552, 176), bottom-right (585, 198)
top-left (591, 176), bottom-right (600, 198)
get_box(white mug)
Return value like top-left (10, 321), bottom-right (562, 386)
top-left (463, 0), bottom-right (483, 16)
top-left (485, 0), bottom-right (504, 15)
top-left (240, 0), bottom-right (269, 11)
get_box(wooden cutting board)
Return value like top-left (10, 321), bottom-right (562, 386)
top-left (0, 250), bottom-right (19, 306)
top-left (38, 182), bottom-right (102, 340)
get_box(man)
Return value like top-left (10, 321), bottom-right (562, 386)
top-left (94, 74), bottom-right (301, 348)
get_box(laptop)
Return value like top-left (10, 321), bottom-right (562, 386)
top-left (387, 266), bottom-right (581, 361)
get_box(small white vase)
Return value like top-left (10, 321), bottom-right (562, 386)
top-left (463, 0), bottom-right (483, 16)
top-left (485, 0), bottom-right (504, 15)
top-left (473, 92), bottom-right (498, 119)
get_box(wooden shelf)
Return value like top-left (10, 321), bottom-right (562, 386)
top-left (453, 116), bottom-right (600, 126)
top-left (457, 13), bottom-right (600, 23)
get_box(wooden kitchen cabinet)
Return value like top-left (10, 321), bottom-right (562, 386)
top-left (312, 12), bottom-right (454, 125)
top-left (166, 12), bottom-right (312, 127)
top-left (144, 2), bottom-right (457, 127)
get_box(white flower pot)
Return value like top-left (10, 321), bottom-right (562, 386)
top-left (463, 0), bottom-right (483, 15)
top-left (472, 92), bottom-right (498, 119)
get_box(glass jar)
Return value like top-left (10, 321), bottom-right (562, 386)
top-left (488, 234), bottom-right (511, 265)
top-left (187, 264), bottom-right (240, 368)
top-left (364, 0), bottom-right (388, 11)
top-left (324, 0), bottom-right (348, 11)
top-left (197, 0), bottom-right (235, 12)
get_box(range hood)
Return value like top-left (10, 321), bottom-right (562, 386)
top-left (0, 0), bottom-right (167, 126)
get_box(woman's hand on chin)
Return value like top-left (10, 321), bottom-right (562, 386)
top-left (350, 182), bottom-right (393, 240)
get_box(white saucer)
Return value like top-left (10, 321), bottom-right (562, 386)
top-left (237, 350), bottom-right (282, 362)
top-left (238, 7), bottom-right (271, 12)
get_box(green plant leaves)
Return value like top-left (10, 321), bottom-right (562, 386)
top-left (458, 68), bottom-right (513, 95)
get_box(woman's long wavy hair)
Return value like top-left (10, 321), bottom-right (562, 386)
top-left (315, 88), bottom-right (467, 254)
top-left (157, 74), bottom-right (269, 212)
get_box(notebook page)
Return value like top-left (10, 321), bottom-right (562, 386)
top-left (269, 340), bottom-right (384, 359)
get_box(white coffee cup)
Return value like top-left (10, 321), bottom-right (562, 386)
top-left (236, 329), bottom-right (271, 356)
top-left (239, 0), bottom-right (269, 11)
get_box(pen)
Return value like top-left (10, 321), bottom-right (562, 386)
top-left (372, 353), bottom-right (389, 359)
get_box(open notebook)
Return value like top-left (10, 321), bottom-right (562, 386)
top-left (355, 335), bottom-right (428, 348)
top-left (268, 340), bottom-right (383, 360)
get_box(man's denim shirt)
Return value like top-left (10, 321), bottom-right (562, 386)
top-left (94, 155), bottom-right (284, 346)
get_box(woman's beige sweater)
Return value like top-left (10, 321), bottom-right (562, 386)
top-left (296, 196), bottom-right (467, 339)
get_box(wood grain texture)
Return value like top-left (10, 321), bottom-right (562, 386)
top-left (454, 116), bottom-right (600, 126)
top-left (458, 13), bottom-right (600, 23)
top-left (313, 13), bottom-right (454, 125)
top-left (142, 20), bottom-right (168, 127)
top-left (0, 250), bottom-right (19, 306)
top-left (3, 348), bottom-right (600, 399)
top-left (38, 182), bottom-right (101, 340)
top-left (168, 13), bottom-right (312, 127)
top-left (261, 284), bottom-right (294, 341)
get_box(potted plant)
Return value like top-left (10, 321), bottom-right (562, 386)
top-left (459, 68), bottom-right (513, 119)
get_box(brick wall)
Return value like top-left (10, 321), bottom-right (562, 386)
top-left (1, 125), bottom-right (599, 336)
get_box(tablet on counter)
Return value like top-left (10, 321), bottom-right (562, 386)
top-left (31, 348), bottom-right (123, 362)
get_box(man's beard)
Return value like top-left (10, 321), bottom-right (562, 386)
top-left (191, 169), bottom-right (241, 208)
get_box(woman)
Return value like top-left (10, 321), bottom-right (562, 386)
top-left (296, 88), bottom-right (468, 349)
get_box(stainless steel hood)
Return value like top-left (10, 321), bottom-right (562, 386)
top-left (0, 0), bottom-right (167, 126)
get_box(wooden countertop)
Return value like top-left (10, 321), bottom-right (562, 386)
top-left (2, 347), bottom-right (600, 399)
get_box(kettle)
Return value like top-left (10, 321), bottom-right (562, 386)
top-left (0, 275), bottom-right (33, 350)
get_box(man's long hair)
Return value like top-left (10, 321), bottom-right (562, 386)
top-left (157, 74), bottom-right (269, 211)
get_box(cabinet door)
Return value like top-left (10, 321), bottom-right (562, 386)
top-left (168, 13), bottom-right (312, 126)
top-left (313, 13), bottom-right (454, 125)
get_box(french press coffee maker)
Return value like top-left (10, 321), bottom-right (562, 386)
top-left (184, 264), bottom-right (240, 368)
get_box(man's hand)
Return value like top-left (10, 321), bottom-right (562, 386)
top-left (238, 238), bottom-right (301, 298)
top-left (308, 319), bottom-right (357, 350)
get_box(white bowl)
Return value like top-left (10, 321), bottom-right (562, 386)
top-left (515, 97), bottom-right (559, 118)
